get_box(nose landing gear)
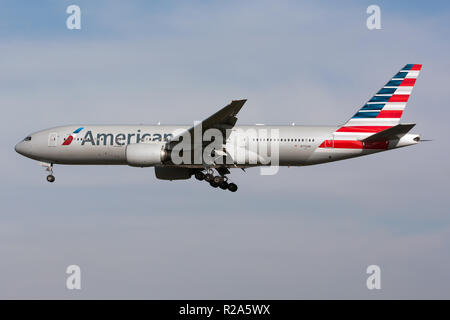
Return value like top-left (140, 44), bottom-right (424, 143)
top-left (41, 162), bottom-right (55, 183)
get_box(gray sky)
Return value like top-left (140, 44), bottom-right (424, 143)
top-left (1, 0), bottom-right (449, 299)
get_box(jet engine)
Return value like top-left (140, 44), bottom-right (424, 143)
top-left (126, 143), bottom-right (169, 167)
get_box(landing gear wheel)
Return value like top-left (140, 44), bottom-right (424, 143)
top-left (194, 171), bottom-right (205, 181)
top-left (209, 181), bottom-right (219, 188)
top-left (219, 181), bottom-right (229, 190)
top-left (228, 183), bottom-right (238, 192)
top-left (205, 173), bottom-right (214, 182)
top-left (213, 176), bottom-right (223, 184)
top-left (46, 175), bottom-right (55, 183)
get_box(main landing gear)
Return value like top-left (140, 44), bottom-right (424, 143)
top-left (194, 169), bottom-right (238, 192)
top-left (42, 162), bottom-right (55, 183)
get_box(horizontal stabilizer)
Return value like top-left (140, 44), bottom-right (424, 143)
top-left (362, 123), bottom-right (415, 142)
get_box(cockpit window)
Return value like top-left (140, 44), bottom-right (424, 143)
top-left (24, 136), bottom-right (32, 141)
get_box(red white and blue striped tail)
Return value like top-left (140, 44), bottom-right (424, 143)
top-left (336, 64), bottom-right (421, 139)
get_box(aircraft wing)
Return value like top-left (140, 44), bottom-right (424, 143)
top-left (362, 123), bottom-right (416, 143)
top-left (166, 99), bottom-right (247, 150)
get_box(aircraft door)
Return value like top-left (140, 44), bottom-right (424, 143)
top-left (48, 132), bottom-right (57, 147)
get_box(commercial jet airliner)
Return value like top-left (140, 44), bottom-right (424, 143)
top-left (15, 64), bottom-right (422, 192)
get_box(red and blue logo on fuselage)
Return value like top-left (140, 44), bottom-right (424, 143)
top-left (62, 127), bottom-right (84, 145)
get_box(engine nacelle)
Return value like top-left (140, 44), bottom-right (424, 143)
top-left (154, 166), bottom-right (193, 180)
top-left (126, 143), bottom-right (169, 167)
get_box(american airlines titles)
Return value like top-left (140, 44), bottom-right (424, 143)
top-left (81, 130), bottom-right (173, 146)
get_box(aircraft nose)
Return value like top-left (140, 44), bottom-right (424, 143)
top-left (15, 141), bottom-right (26, 156)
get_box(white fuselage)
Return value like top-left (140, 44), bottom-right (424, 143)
top-left (14, 124), bottom-right (419, 168)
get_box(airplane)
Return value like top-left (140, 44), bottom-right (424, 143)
top-left (15, 64), bottom-right (422, 192)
